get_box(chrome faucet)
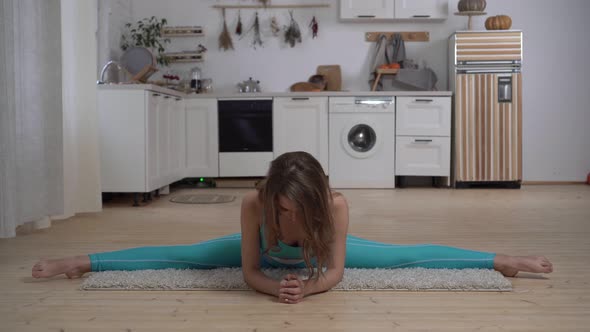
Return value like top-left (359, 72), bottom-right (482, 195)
top-left (97, 60), bottom-right (129, 84)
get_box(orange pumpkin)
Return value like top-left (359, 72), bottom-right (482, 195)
top-left (485, 15), bottom-right (512, 30)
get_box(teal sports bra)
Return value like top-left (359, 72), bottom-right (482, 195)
top-left (259, 222), bottom-right (308, 267)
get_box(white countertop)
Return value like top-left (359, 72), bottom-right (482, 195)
top-left (97, 84), bottom-right (453, 98)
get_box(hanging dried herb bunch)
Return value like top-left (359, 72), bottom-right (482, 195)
top-left (235, 10), bottom-right (243, 36)
top-left (242, 11), bottom-right (263, 49)
top-left (284, 11), bottom-right (302, 48)
top-left (309, 16), bottom-right (318, 38)
top-left (218, 9), bottom-right (234, 51)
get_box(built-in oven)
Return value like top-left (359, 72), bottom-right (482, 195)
top-left (218, 98), bottom-right (273, 177)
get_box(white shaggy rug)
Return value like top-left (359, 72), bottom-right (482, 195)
top-left (81, 268), bottom-right (512, 292)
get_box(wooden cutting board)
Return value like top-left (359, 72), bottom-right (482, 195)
top-left (316, 65), bottom-right (342, 91)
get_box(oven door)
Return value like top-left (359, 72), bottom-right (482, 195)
top-left (218, 99), bottom-right (273, 152)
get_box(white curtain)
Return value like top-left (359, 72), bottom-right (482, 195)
top-left (0, 0), bottom-right (64, 238)
top-left (0, 0), bottom-right (102, 238)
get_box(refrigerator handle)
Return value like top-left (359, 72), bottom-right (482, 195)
top-left (498, 77), bottom-right (513, 103)
top-left (457, 68), bottom-right (520, 74)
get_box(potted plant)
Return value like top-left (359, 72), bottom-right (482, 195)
top-left (121, 16), bottom-right (170, 66)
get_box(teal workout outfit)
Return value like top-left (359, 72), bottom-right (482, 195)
top-left (89, 223), bottom-right (495, 272)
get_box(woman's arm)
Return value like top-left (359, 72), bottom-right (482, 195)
top-left (240, 191), bottom-right (282, 297)
top-left (302, 194), bottom-right (349, 296)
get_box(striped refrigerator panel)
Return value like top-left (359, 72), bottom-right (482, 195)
top-left (453, 31), bottom-right (522, 64)
top-left (454, 73), bottom-right (522, 182)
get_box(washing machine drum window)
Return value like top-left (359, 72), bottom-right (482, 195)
top-left (347, 124), bottom-right (377, 153)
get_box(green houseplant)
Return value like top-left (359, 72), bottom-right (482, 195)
top-left (121, 16), bottom-right (170, 66)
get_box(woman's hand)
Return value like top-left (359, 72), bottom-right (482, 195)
top-left (278, 274), bottom-right (305, 304)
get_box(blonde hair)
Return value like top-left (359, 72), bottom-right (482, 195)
top-left (257, 151), bottom-right (335, 279)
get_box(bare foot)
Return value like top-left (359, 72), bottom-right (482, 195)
top-left (494, 254), bottom-right (553, 277)
top-left (31, 255), bottom-right (90, 279)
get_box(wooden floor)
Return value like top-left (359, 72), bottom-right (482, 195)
top-left (1, 185), bottom-right (589, 331)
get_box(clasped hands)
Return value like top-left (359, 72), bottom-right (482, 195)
top-left (278, 273), bottom-right (305, 304)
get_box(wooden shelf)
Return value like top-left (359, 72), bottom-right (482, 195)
top-left (365, 31), bottom-right (430, 42)
top-left (161, 26), bottom-right (204, 37)
top-left (164, 52), bottom-right (204, 63)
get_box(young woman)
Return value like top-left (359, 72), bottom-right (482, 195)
top-left (32, 151), bottom-right (553, 304)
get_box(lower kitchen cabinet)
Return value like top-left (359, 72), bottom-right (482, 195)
top-left (273, 97), bottom-right (329, 174)
top-left (185, 98), bottom-right (219, 178)
top-left (395, 136), bottom-right (450, 176)
top-left (395, 96), bottom-right (451, 181)
top-left (98, 89), bottom-right (185, 193)
top-left (98, 88), bottom-right (454, 189)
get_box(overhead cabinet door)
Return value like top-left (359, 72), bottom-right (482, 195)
top-left (394, 0), bottom-right (448, 19)
top-left (340, 0), bottom-right (394, 19)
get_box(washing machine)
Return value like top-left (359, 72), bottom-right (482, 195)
top-left (329, 97), bottom-right (395, 188)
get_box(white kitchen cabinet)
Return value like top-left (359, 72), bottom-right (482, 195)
top-left (396, 97), bottom-right (451, 137)
top-left (395, 96), bottom-right (451, 181)
top-left (98, 89), bottom-right (185, 194)
top-left (394, 0), bottom-right (448, 19)
top-left (185, 98), bottom-right (219, 178)
top-left (153, 93), bottom-right (185, 189)
top-left (396, 136), bottom-right (450, 176)
top-left (169, 96), bottom-right (186, 183)
top-left (273, 97), bottom-right (329, 174)
top-left (340, 0), bottom-right (447, 20)
top-left (340, 0), bottom-right (394, 19)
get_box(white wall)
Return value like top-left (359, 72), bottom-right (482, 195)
top-left (61, 0), bottom-right (103, 217)
top-left (99, 0), bottom-right (590, 182)
top-left (97, 0), bottom-right (133, 77)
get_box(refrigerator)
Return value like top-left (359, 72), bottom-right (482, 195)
top-left (449, 30), bottom-right (523, 188)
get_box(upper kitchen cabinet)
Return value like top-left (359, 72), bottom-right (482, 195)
top-left (340, 0), bottom-right (448, 20)
top-left (273, 97), bottom-right (329, 174)
top-left (340, 0), bottom-right (394, 19)
top-left (394, 0), bottom-right (448, 20)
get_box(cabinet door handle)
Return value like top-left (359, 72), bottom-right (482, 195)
top-left (163, 96), bottom-right (171, 99)
top-left (357, 15), bottom-right (376, 18)
top-left (414, 99), bottom-right (433, 102)
top-left (412, 15), bottom-right (431, 18)
top-left (175, 98), bottom-right (182, 101)
top-left (291, 97), bottom-right (310, 101)
top-left (152, 93), bottom-right (161, 97)
top-left (414, 139), bottom-right (433, 143)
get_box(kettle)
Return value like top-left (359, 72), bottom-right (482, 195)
top-left (237, 77), bottom-right (261, 93)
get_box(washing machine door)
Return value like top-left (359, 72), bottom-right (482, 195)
top-left (341, 121), bottom-right (381, 159)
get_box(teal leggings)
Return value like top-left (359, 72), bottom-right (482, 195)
top-left (89, 234), bottom-right (495, 271)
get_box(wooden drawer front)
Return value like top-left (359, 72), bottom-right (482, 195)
top-left (396, 136), bottom-right (450, 176)
top-left (396, 97), bottom-right (451, 136)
